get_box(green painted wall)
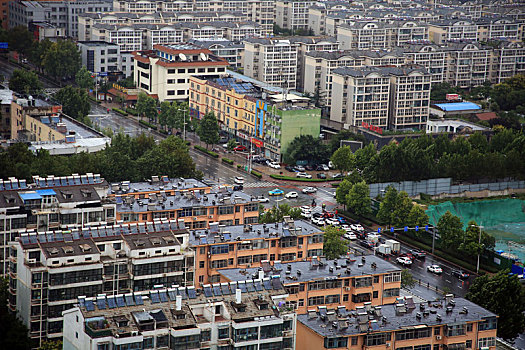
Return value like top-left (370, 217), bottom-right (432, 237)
top-left (278, 107), bottom-right (321, 157)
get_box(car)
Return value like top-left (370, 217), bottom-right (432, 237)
top-left (302, 187), bottom-right (317, 194)
top-left (325, 218), bottom-right (340, 226)
top-left (360, 240), bottom-right (375, 249)
top-left (268, 161), bottom-right (281, 169)
top-left (319, 164), bottom-right (330, 171)
top-left (398, 253), bottom-right (415, 261)
top-left (234, 145), bottom-right (248, 152)
top-left (317, 173), bottom-right (326, 179)
top-left (296, 172), bottom-right (312, 179)
top-left (285, 191), bottom-right (298, 199)
top-left (312, 212), bottom-right (322, 218)
top-left (301, 211), bottom-right (312, 219)
top-left (328, 161), bottom-right (334, 169)
top-left (344, 232), bottom-right (357, 240)
top-left (322, 212), bottom-right (334, 219)
top-left (312, 216), bottom-right (325, 226)
top-left (219, 137), bottom-right (228, 144)
top-left (452, 269), bottom-right (470, 280)
top-left (255, 196), bottom-right (269, 203)
top-left (332, 173), bottom-right (344, 179)
top-left (396, 257), bottom-right (413, 266)
top-left (351, 224), bottom-right (364, 231)
top-left (268, 188), bottom-right (284, 196)
top-left (336, 216), bottom-right (347, 224)
top-left (300, 206), bottom-right (311, 213)
top-left (234, 176), bottom-right (244, 184)
top-left (340, 224), bottom-right (352, 232)
top-left (427, 265), bottom-right (443, 274)
top-left (294, 165), bottom-right (306, 172)
top-left (285, 165), bottom-right (295, 172)
top-left (410, 250), bottom-right (426, 259)
top-left (305, 164), bottom-right (316, 171)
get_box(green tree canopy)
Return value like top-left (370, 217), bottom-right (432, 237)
top-left (459, 221), bottom-right (496, 257)
top-left (42, 40), bottom-right (81, 79)
top-left (323, 226), bottom-right (348, 259)
top-left (8, 69), bottom-right (42, 95)
top-left (346, 181), bottom-right (371, 217)
top-left (430, 82), bottom-right (460, 101)
top-left (196, 112), bottom-right (220, 148)
top-left (406, 205), bottom-right (429, 229)
top-left (136, 93), bottom-right (157, 122)
top-left (331, 145), bottom-right (356, 173)
top-left (54, 86), bottom-right (90, 123)
top-left (466, 270), bottom-right (525, 339)
top-left (284, 135), bottom-right (330, 165)
top-left (401, 269), bottom-right (416, 288)
top-left (390, 191), bottom-right (413, 227)
top-left (259, 203), bottom-right (301, 223)
top-left (335, 179), bottom-right (353, 208)
top-left (75, 66), bottom-right (94, 90)
top-left (436, 211), bottom-right (464, 249)
top-left (7, 26), bottom-right (34, 57)
top-left (376, 186), bottom-right (398, 224)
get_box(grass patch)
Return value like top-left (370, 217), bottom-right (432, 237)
top-left (139, 120), bottom-right (157, 130)
top-left (222, 157), bottom-right (234, 165)
top-left (270, 174), bottom-right (334, 182)
top-left (194, 145), bottom-right (218, 158)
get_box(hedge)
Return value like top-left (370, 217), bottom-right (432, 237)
top-left (139, 120), bottom-right (157, 130)
top-left (88, 96), bottom-right (101, 104)
top-left (159, 129), bottom-right (168, 135)
top-left (222, 157), bottom-right (234, 165)
top-left (251, 170), bottom-right (263, 179)
top-left (112, 107), bottom-right (127, 116)
top-left (269, 174), bottom-right (330, 182)
top-left (194, 145), bottom-right (219, 158)
top-left (126, 108), bottom-right (139, 116)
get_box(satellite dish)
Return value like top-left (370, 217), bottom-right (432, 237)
top-left (179, 53), bottom-right (187, 61)
top-left (199, 52), bottom-right (207, 61)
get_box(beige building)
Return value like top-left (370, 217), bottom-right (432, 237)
top-left (444, 42), bottom-right (492, 88)
top-left (133, 43), bottom-right (229, 102)
top-left (275, 0), bottom-right (314, 31)
top-left (491, 41), bottom-right (525, 83)
top-left (428, 19), bottom-right (479, 44)
top-left (402, 44), bottom-right (448, 83)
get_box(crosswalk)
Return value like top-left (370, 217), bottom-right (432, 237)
top-left (243, 181), bottom-right (277, 188)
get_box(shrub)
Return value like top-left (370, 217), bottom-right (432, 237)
top-left (126, 108), bottom-right (139, 116)
top-left (237, 164), bottom-right (243, 170)
top-left (222, 158), bottom-right (234, 165)
top-left (251, 170), bottom-right (262, 179)
top-left (112, 107), bottom-right (127, 116)
top-left (139, 120), bottom-right (157, 130)
top-left (194, 145), bottom-right (218, 158)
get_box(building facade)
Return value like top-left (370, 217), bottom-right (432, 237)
top-left (78, 41), bottom-right (121, 75)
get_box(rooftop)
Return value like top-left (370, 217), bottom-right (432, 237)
top-left (432, 102), bottom-right (481, 112)
top-left (333, 65), bottom-right (428, 77)
top-left (109, 177), bottom-right (209, 196)
top-left (219, 255), bottom-right (401, 283)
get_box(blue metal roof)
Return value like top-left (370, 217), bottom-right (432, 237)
top-left (19, 192), bottom-right (42, 201)
top-left (36, 189), bottom-right (56, 196)
top-left (434, 102), bottom-right (481, 112)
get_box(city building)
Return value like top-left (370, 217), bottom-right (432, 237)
top-left (330, 66), bottom-right (431, 130)
top-left (29, 22), bottom-right (67, 42)
top-left (63, 279), bottom-right (295, 350)
top-left (190, 218), bottom-right (324, 285)
top-left (8, 219), bottom-right (193, 345)
top-left (78, 41), bottom-right (121, 75)
top-left (243, 38), bottom-right (299, 90)
top-left (426, 118), bottom-right (489, 134)
top-left (428, 19), bottom-right (479, 44)
top-left (189, 71), bottom-right (321, 161)
top-left (490, 41), bottom-right (525, 84)
top-left (444, 42), bottom-right (492, 88)
top-left (219, 255), bottom-right (402, 314)
top-left (275, 0), bottom-right (314, 32)
top-left (189, 38), bottom-right (244, 68)
top-left (133, 43), bottom-right (229, 102)
top-left (402, 44), bottom-right (448, 83)
top-left (296, 295), bottom-right (497, 350)
top-left (0, 173), bottom-right (114, 275)
top-left (0, 87), bottom-right (13, 140)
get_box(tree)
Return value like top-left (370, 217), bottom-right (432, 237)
top-left (259, 203), bottom-right (301, 223)
top-left (39, 340), bottom-right (63, 350)
top-left (430, 82), bottom-right (459, 101)
top-left (30, 39), bottom-right (53, 71)
top-left (390, 191), bottom-right (413, 227)
top-left (406, 205), bottom-right (429, 230)
top-left (158, 101), bottom-right (176, 131)
top-left (7, 26), bottom-right (34, 57)
top-left (346, 181), bottom-right (371, 217)
top-left (331, 146), bottom-right (356, 173)
top-left (401, 269), bottom-right (416, 288)
top-left (459, 221), bottom-right (496, 257)
top-left (335, 179), bottom-right (353, 208)
top-left (8, 69), bottom-right (42, 95)
top-left (376, 186), bottom-right (398, 224)
top-left (227, 139), bottom-right (237, 152)
top-left (436, 211), bottom-right (464, 249)
top-left (42, 40), bottom-right (81, 79)
top-left (54, 86), bottom-right (90, 122)
top-left (284, 135), bottom-right (330, 165)
top-left (196, 112), bottom-right (220, 148)
top-left (323, 226), bottom-right (348, 259)
top-left (0, 277), bottom-right (34, 350)
top-left (135, 93), bottom-right (157, 122)
top-left (75, 66), bottom-right (94, 90)
top-left (466, 270), bottom-right (525, 339)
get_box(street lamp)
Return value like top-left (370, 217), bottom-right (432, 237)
top-left (470, 224), bottom-right (484, 274)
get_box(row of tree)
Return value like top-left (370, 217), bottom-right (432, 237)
top-left (376, 186), bottom-right (429, 229)
top-left (0, 133), bottom-right (201, 182)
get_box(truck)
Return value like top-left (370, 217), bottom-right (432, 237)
top-left (385, 239), bottom-right (401, 255)
top-left (367, 234), bottom-right (380, 244)
top-left (375, 244), bottom-right (392, 257)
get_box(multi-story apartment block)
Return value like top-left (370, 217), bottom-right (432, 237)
top-left (428, 19), bottom-right (479, 44)
top-left (189, 72), bottom-right (321, 161)
top-left (8, 0), bottom-right (113, 38)
top-left (331, 65), bottom-right (430, 130)
top-left (189, 38), bottom-right (244, 68)
top-left (337, 21), bottom-right (428, 50)
top-left (219, 255), bottom-right (402, 314)
top-left (8, 220), bottom-right (193, 345)
top-left (275, 0), bottom-right (314, 31)
top-left (133, 43), bottom-right (229, 101)
top-left (296, 295), bottom-right (497, 350)
top-left (111, 0), bottom-right (275, 34)
top-left (243, 38), bottom-right (299, 90)
top-left (63, 280), bottom-right (295, 350)
top-left (402, 44), bottom-right (448, 83)
top-left (307, 4), bottom-right (354, 36)
top-left (445, 42), bottom-right (492, 88)
top-left (476, 17), bottom-right (520, 42)
top-left (78, 41), bottom-right (121, 75)
top-left (491, 41), bottom-right (525, 83)
top-left (0, 173), bottom-right (114, 275)
top-left (0, 87), bottom-right (13, 140)
top-left (191, 218), bottom-right (324, 285)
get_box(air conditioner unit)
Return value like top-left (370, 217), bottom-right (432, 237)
top-left (386, 343), bottom-right (391, 348)
top-left (344, 287), bottom-right (351, 291)
top-left (435, 335), bottom-right (442, 340)
top-left (298, 245), bottom-right (302, 248)
top-left (27, 258), bottom-right (37, 264)
top-left (131, 331), bottom-right (138, 336)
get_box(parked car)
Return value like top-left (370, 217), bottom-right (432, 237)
top-left (396, 257), bottom-right (413, 266)
top-left (285, 191), bottom-right (298, 199)
top-left (332, 173), bottom-right (344, 179)
top-left (452, 269), bottom-right (470, 280)
top-left (344, 232), bottom-right (357, 240)
top-left (410, 250), bottom-right (426, 259)
top-left (319, 164), bottom-right (330, 171)
top-left (255, 196), bottom-right (269, 203)
top-left (360, 240), bottom-right (375, 249)
top-left (234, 145), bottom-right (247, 152)
top-left (268, 161), bottom-right (281, 169)
top-left (285, 165), bottom-right (295, 172)
top-left (294, 165), bottom-right (306, 172)
top-left (312, 216), bottom-right (325, 226)
top-left (301, 211), bottom-right (312, 219)
top-left (296, 172), bottom-right (312, 179)
top-left (351, 224), bottom-right (364, 232)
top-left (234, 176), bottom-right (244, 184)
top-left (305, 164), bottom-right (316, 171)
top-left (317, 173), bottom-right (326, 179)
top-left (302, 187), bottom-right (317, 194)
top-left (340, 225), bottom-right (352, 232)
top-left (268, 188), bottom-right (284, 196)
top-left (355, 231), bottom-right (367, 240)
top-left (427, 265), bottom-right (443, 274)
top-left (336, 216), bottom-right (347, 224)
top-left (300, 206), bottom-right (311, 213)
top-left (325, 218), bottom-right (340, 226)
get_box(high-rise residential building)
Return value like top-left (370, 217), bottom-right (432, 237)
top-left (444, 42), bottom-right (492, 88)
top-left (428, 19), bottom-right (479, 44)
top-left (8, 220), bottom-right (193, 345)
top-left (189, 38), bottom-right (244, 68)
top-left (78, 41), bottom-right (122, 75)
top-left (491, 41), bottom-right (525, 83)
top-left (275, 0), bottom-right (314, 32)
top-left (402, 44), bottom-right (448, 83)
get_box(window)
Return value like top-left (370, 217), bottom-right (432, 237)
top-left (234, 327), bottom-right (258, 342)
top-left (218, 327), bottom-right (229, 339)
top-left (365, 333), bottom-right (391, 346)
top-left (383, 288), bottom-right (400, 298)
top-left (218, 206), bottom-right (234, 215)
top-left (465, 340), bottom-right (472, 349)
top-left (373, 291), bottom-right (378, 298)
top-left (308, 295), bottom-right (324, 306)
top-left (343, 294), bottom-right (349, 302)
top-left (199, 261), bottom-right (204, 268)
top-left (446, 324), bottom-right (466, 337)
top-left (351, 337), bottom-right (358, 346)
top-left (354, 277), bottom-right (372, 288)
top-left (434, 327), bottom-right (441, 335)
top-left (478, 337), bottom-right (496, 348)
top-left (466, 323), bottom-right (473, 332)
top-left (373, 275), bottom-right (379, 283)
top-left (324, 337), bottom-right (348, 348)
top-left (210, 244), bottom-right (229, 254)
top-left (395, 327), bottom-right (431, 340)
top-left (384, 271), bottom-right (401, 283)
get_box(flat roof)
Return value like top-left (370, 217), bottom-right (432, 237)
top-left (433, 102), bottom-right (481, 112)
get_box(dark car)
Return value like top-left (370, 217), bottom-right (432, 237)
top-left (285, 165), bottom-right (295, 172)
top-left (452, 269), bottom-right (470, 280)
top-left (305, 164), bottom-right (316, 171)
top-left (360, 240), bottom-right (375, 249)
top-left (233, 185), bottom-right (243, 191)
top-left (317, 173), bottom-right (326, 179)
top-left (356, 231), bottom-right (367, 240)
top-left (410, 249), bottom-right (426, 259)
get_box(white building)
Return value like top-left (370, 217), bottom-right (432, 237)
top-left (78, 41), bottom-right (121, 75)
top-left (275, 0), bottom-right (314, 31)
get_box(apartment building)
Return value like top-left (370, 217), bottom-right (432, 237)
top-left (189, 38), bottom-right (244, 68)
top-left (337, 21), bottom-right (429, 50)
top-left (445, 42), bottom-right (492, 88)
top-left (0, 173), bottom-right (114, 275)
top-left (428, 19), bottom-right (479, 44)
top-left (219, 255), bottom-right (402, 315)
top-left (330, 66), bottom-right (431, 130)
top-left (402, 44), bottom-right (448, 83)
top-left (189, 72), bottom-right (321, 161)
top-left (9, 220), bottom-right (193, 345)
top-left (190, 218), bottom-right (324, 285)
top-left (476, 17), bottom-right (520, 42)
top-left (491, 41), bottom-right (525, 83)
top-left (0, 87), bottom-right (13, 140)
top-left (275, 0), bottom-right (314, 31)
top-left (78, 41), bottom-right (121, 75)
top-left (243, 38), bottom-right (299, 90)
top-left (133, 43), bottom-right (229, 102)
top-left (63, 280), bottom-right (295, 350)
top-left (307, 4), bottom-right (354, 36)
top-left (296, 295), bottom-right (497, 350)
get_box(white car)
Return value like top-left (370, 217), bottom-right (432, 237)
top-left (255, 196), bottom-right (269, 203)
top-left (301, 211), bottom-right (312, 219)
top-left (268, 161), bottom-right (281, 169)
top-left (296, 172), bottom-right (312, 179)
top-left (325, 218), bottom-right (340, 226)
top-left (319, 164), bottom-right (329, 171)
top-left (340, 224), bottom-right (353, 232)
top-left (312, 216), bottom-right (325, 226)
top-left (285, 191), bottom-right (298, 199)
top-left (397, 257), bottom-right (413, 266)
top-left (302, 187), bottom-right (317, 194)
top-left (427, 265), bottom-right (443, 274)
top-left (344, 232), bottom-right (357, 240)
top-left (351, 224), bottom-right (364, 231)
top-left (300, 205), bottom-right (311, 213)
top-left (234, 176), bottom-right (244, 184)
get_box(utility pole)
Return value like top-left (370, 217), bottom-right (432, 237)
top-left (431, 226), bottom-right (436, 255)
